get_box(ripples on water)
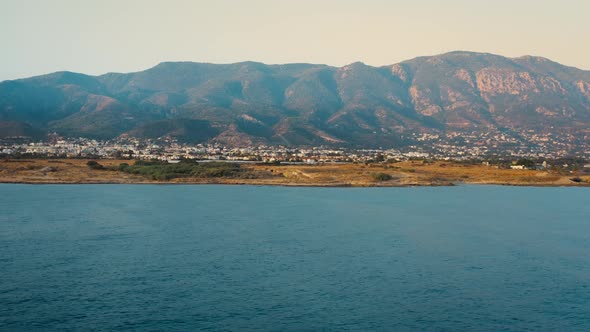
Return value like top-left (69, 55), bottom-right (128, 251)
top-left (1, 185), bottom-right (590, 331)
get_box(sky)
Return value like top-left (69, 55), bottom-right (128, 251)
top-left (1, 0), bottom-right (589, 80)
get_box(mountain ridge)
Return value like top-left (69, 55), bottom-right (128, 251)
top-left (1, 51), bottom-right (590, 150)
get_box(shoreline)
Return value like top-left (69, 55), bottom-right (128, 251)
top-left (2, 179), bottom-right (589, 188)
top-left (1, 159), bottom-right (589, 188)
top-left (2, 182), bottom-right (590, 188)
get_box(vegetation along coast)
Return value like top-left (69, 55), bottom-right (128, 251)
top-left (1, 159), bottom-right (589, 187)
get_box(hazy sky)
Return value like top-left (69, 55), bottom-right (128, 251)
top-left (1, 0), bottom-right (588, 80)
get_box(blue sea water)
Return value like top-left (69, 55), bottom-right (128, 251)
top-left (1, 184), bottom-right (589, 331)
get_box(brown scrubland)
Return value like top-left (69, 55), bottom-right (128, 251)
top-left (1, 159), bottom-right (589, 187)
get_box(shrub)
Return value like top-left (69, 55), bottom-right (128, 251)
top-left (373, 172), bottom-right (392, 181)
top-left (117, 161), bottom-right (271, 181)
top-left (87, 160), bottom-right (105, 170)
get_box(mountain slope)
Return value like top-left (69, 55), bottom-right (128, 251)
top-left (1, 52), bottom-right (590, 149)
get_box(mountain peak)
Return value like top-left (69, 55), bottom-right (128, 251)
top-left (1, 52), bottom-right (590, 150)
top-left (515, 55), bottom-right (551, 62)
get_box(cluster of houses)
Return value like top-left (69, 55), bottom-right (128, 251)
top-left (1, 136), bottom-right (589, 171)
top-left (410, 130), bottom-right (589, 161)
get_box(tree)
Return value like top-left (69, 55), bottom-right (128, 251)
top-left (372, 172), bottom-right (392, 181)
top-left (86, 160), bottom-right (105, 170)
top-left (516, 158), bottom-right (535, 168)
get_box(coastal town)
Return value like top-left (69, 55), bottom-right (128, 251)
top-left (1, 131), bottom-right (589, 171)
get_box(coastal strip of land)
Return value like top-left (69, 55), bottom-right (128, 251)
top-left (1, 159), bottom-right (589, 187)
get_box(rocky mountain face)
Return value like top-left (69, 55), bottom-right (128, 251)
top-left (1, 52), bottom-right (590, 148)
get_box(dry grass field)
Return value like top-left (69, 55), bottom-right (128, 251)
top-left (0, 159), bottom-right (588, 187)
top-left (0, 159), bottom-right (150, 184)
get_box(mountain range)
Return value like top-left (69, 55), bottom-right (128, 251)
top-left (1, 51), bottom-right (590, 148)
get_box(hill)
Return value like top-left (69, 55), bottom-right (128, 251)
top-left (1, 52), bottom-right (590, 150)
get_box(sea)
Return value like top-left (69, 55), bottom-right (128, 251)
top-left (1, 184), bottom-right (589, 331)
